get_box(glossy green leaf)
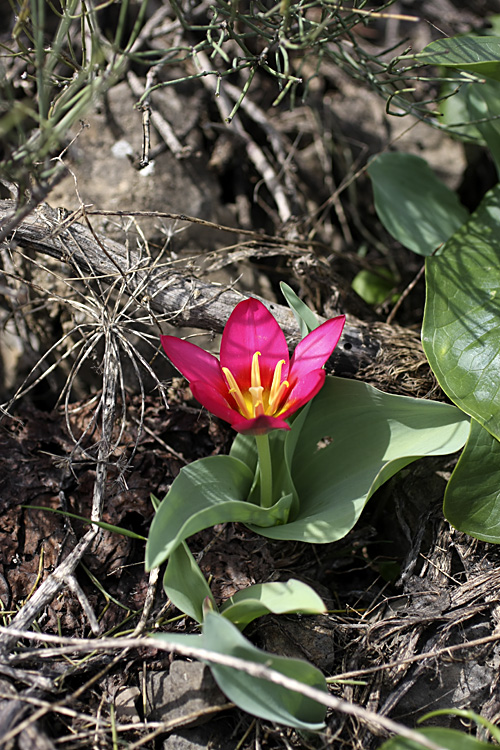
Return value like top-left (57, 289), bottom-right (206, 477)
top-left (368, 153), bottom-right (469, 255)
top-left (248, 377), bottom-right (469, 543)
top-left (280, 281), bottom-right (320, 334)
top-left (230, 428), bottom-right (294, 508)
top-left (444, 418), bottom-right (500, 543)
top-left (465, 82), bottom-right (500, 174)
top-left (145, 455), bottom-right (293, 570)
top-left (147, 381), bottom-right (468, 558)
top-left (163, 542), bottom-right (215, 623)
top-left (420, 709), bottom-right (500, 743)
top-left (440, 80), bottom-right (485, 143)
top-left (220, 579), bottom-right (326, 629)
top-left (352, 268), bottom-right (396, 305)
top-left (379, 726), bottom-right (495, 750)
top-left (153, 612), bottom-right (327, 730)
top-left (229, 430), bottom-right (258, 473)
top-left (489, 15), bottom-right (500, 36)
top-left (164, 543), bottom-right (326, 627)
top-left (414, 37), bottom-right (500, 82)
top-left (203, 612), bottom-right (326, 729)
top-left (422, 184), bottom-right (500, 440)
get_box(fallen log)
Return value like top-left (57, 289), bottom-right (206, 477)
top-left (0, 199), bottom-right (434, 396)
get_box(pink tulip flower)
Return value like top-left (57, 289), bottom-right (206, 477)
top-left (161, 298), bottom-right (345, 435)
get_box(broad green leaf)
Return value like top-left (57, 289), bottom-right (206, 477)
top-left (151, 631), bottom-right (201, 648)
top-left (422, 184), bottom-right (500, 440)
top-left (229, 431), bottom-right (258, 475)
top-left (444, 418), bottom-right (500, 543)
top-left (220, 579), bottom-right (326, 629)
top-left (145, 455), bottom-right (293, 570)
top-left (380, 726), bottom-right (495, 750)
top-left (248, 377), bottom-right (469, 543)
top-left (420, 710), bottom-right (500, 743)
top-left (153, 613), bottom-right (327, 730)
top-left (352, 268), bottom-right (397, 305)
top-left (368, 153), bottom-right (469, 255)
top-left (490, 15), bottom-right (500, 37)
top-left (414, 37), bottom-right (500, 83)
top-left (203, 612), bottom-right (327, 729)
top-left (163, 542), bottom-right (215, 623)
top-left (440, 76), bottom-right (500, 149)
top-left (440, 80), bottom-right (485, 143)
top-left (465, 82), bottom-right (500, 174)
top-left (280, 281), bottom-right (320, 334)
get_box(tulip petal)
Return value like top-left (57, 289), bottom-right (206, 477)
top-left (161, 336), bottom-right (225, 388)
top-left (189, 380), bottom-right (239, 424)
top-left (220, 299), bottom-right (289, 390)
top-left (288, 315), bottom-right (345, 385)
top-left (230, 413), bottom-right (291, 435)
top-left (279, 370), bottom-right (326, 420)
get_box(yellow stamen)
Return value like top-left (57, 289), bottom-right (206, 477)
top-left (249, 385), bottom-right (265, 416)
top-left (223, 353), bottom-right (290, 420)
top-left (251, 351), bottom-right (262, 389)
top-left (222, 366), bottom-right (251, 418)
top-left (268, 380), bottom-right (289, 414)
top-left (268, 359), bottom-right (289, 413)
top-left (249, 351), bottom-right (265, 416)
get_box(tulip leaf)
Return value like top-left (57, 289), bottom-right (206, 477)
top-left (379, 727), bottom-right (495, 750)
top-left (420, 709), bottom-right (500, 743)
top-left (163, 542), bottom-right (215, 623)
top-left (145, 455), bottom-right (293, 570)
top-left (422, 184), bottom-right (500, 440)
top-left (23, 505), bottom-right (146, 540)
top-left (229, 431), bottom-right (258, 472)
top-left (153, 612), bottom-right (327, 730)
top-left (248, 377), bottom-right (469, 543)
top-left (163, 539), bottom-right (326, 627)
top-left (280, 281), bottom-right (320, 334)
top-left (147, 381), bottom-right (467, 558)
top-left (413, 36), bottom-right (500, 82)
top-left (444, 418), bottom-right (500, 543)
top-left (367, 153), bottom-right (469, 256)
top-left (219, 579), bottom-right (326, 629)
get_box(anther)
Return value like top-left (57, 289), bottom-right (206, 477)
top-left (222, 366), bottom-right (251, 418)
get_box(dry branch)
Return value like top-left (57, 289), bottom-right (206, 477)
top-left (1, 628), bottom-right (452, 750)
top-left (0, 199), bottom-right (433, 394)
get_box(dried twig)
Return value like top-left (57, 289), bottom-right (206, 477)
top-left (0, 199), bottom-right (426, 387)
top-left (0, 302), bottom-right (120, 651)
top-left (1, 628), bottom-right (451, 750)
top-left (0, 530), bottom-right (97, 654)
top-left (196, 50), bottom-right (293, 224)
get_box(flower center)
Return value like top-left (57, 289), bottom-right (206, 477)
top-left (222, 352), bottom-right (290, 419)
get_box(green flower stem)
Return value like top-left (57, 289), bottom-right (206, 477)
top-left (255, 433), bottom-right (273, 509)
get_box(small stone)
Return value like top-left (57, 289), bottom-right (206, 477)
top-left (146, 661), bottom-right (227, 726)
top-left (114, 686), bottom-right (141, 724)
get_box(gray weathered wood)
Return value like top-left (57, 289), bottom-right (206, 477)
top-left (0, 199), bottom-right (429, 390)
